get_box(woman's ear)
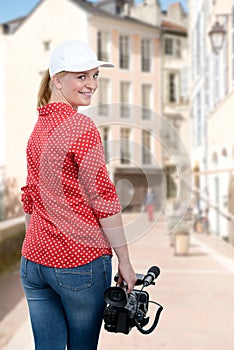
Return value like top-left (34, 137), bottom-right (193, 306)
top-left (51, 75), bottom-right (62, 89)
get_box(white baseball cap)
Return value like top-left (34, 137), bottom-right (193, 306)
top-left (49, 40), bottom-right (114, 77)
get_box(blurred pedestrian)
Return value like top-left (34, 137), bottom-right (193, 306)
top-left (20, 40), bottom-right (136, 350)
top-left (143, 188), bottom-right (156, 221)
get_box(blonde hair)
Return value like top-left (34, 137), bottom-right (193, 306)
top-left (37, 69), bottom-right (51, 108)
top-left (37, 69), bottom-right (67, 108)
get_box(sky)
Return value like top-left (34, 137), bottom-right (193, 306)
top-left (0, 0), bottom-right (188, 24)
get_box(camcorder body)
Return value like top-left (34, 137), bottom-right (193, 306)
top-left (103, 266), bottom-right (163, 335)
top-left (103, 286), bottom-right (149, 334)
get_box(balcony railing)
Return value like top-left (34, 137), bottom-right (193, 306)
top-left (142, 108), bottom-right (151, 120)
top-left (120, 105), bottom-right (130, 118)
top-left (98, 104), bottom-right (109, 117)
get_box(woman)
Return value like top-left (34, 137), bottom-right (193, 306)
top-left (143, 188), bottom-right (156, 222)
top-left (20, 40), bottom-right (136, 350)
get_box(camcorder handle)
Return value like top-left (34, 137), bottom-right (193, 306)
top-left (114, 266), bottom-right (160, 288)
top-left (114, 273), bottom-right (145, 287)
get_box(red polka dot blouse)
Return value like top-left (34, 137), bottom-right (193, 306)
top-left (21, 102), bottom-right (121, 268)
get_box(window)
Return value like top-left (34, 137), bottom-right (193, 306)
top-left (97, 31), bottom-right (110, 61)
top-left (43, 41), bottom-right (51, 51)
top-left (175, 38), bottom-right (181, 58)
top-left (165, 38), bottom-right (173, 55)
top-left (222, 37), bottom-right (228, 95)
top-left (120, 128), bottom-right (131, 164)
top-left (142, 130), bottom-right (151, 165)
top-left (206, 0), bottom-right (213, 16)
top-left (164, 37), bottom-right (181, 57)
top-left (195, 15), bottom-right (201, 75)
top-left (221, 148), bottom-right (228, 157)
top-left (120, 81), bottom-right (131, 117)
top-left (213, 54), bottom-right (220, 104)
top-left (195, 92), bottom-right (202, 147)
top-left (141, 39), bottom-right (151, 72)
top-left (119, 35), bottom-right (130, 69)
top-left (165, 71), bottom-right (179, 104)
top-left (205, 56), bottom-right (210, 114)
top-left (180, 66), bottom-right (189, 103)
top-left (164, 116), bottom-right (180, 152)
top-left (98, 78), bottom-right (109, 116)
top-left (169, 73), bottom-right (176, 103)
top-left (142, 84), bottom-right (152, 119)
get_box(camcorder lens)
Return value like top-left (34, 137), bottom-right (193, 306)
top-left (110, 290), bottom-right (123, 301)
top-left (104, 287), bottom-right (128, 307)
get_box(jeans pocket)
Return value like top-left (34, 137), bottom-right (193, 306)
top-left (54, 262), bottom-right (92, 291)
top-left (20, 256), bottom-right (27, 278)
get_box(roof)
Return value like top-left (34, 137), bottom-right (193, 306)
top-left (167, 1), bottom-right (186, 13)
top-left (1, 17), bottom-right (26, 33)
top-left (161, 19), bottom-right (187, 35)
top-left (0, 0), bottom-right (161, 34)
top-left (69, 0), bottom-right (161, 29)
top-left (168, 2), bottom-right (182, 8)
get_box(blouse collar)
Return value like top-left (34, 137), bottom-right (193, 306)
top-left (38, 102), bottom-right (77, 117)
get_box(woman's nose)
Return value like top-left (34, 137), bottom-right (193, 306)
top-left (86, 77), bottom-right (97, 89)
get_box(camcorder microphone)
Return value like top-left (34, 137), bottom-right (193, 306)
top-left (143, 266), bottom-right (160, 287)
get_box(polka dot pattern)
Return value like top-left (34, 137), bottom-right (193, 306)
top-left (21, 102), bottom-right (121, 268)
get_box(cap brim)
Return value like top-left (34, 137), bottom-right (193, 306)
top-left (97, 60), bottom-right (114, 68)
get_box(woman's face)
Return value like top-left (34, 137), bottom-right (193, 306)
top-left (53, 68), bottom-right (99, 109)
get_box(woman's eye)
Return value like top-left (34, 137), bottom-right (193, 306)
top-left (78, 75), bottom-right (86, 80)
top-left (93, 73), bottom-right (99, 80)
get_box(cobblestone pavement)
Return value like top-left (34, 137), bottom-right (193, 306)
top-left (1, 212), bottom-right (234, 350)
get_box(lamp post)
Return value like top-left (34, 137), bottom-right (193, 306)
top-left (208, 21), bottom-right (226, 54)
top-left (208, 14), bottom-right (232, 54)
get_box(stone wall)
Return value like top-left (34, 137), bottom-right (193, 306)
top-left (0, 217), bottom-right (25, 273)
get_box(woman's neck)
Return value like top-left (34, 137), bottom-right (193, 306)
top-left (49, 91), bottom-right (77, 111)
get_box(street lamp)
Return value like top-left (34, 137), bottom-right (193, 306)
top-left (208, 13), bottom-right (233, 54)
top-left (208, 21), bottom-right (226, 54)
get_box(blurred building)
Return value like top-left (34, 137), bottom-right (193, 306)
top-left (160, 2), bottom-right (191, 197)
top-left (0, 0), bottom-right (189, 217)
top-left (189, 0), bottom-right (234, 242)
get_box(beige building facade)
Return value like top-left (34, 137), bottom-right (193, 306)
top-left (189, 0), bottom-right (234, 242)
top-left (160, 3), bottom-right (191, 197)
top-left (0, 0), bottom-right (189, 218)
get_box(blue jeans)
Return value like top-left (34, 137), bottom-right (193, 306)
top-left (20, 255), bottom-right (112, 350)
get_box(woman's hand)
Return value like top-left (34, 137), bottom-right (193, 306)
top-left (116, 260), bottom-right (136, 294)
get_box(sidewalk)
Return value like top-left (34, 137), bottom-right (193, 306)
top-left (1, 212), bottom-right (234, 350)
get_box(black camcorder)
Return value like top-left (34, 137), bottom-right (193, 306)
top-left (103, 266), bottom-right (163, 335)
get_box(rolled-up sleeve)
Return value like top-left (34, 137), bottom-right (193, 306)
top-left (72, 122), bottom-right (121, 219)
top-left (21, 185), bottom-right (34, 214)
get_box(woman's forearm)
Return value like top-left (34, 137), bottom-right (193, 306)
top-left (99, 212), bottom-right (136, 292)
top-left (99, 212), bottom-right (129, 257)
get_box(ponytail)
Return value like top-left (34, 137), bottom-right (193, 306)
top-left (37, 69), bottom-right (51, 108)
